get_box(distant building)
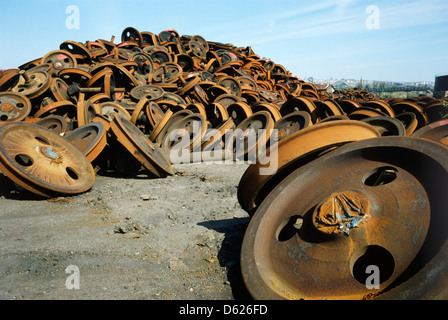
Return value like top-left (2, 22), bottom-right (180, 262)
top-left (434, 74), bottom-right (448, 98)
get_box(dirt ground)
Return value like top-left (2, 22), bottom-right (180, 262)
top-left (0, 160), bottom-right (254, 300)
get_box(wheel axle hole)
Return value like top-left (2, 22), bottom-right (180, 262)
top-left (15, 154), bottom-right (33, 167)
top-left (35, 136), bottom-right (50, 145)
top-left (66, 167), bottom-right (79, 180)
top-left (363, 166), bottom-right (398, 186)
top-left (81, 131), bottom-right (93, 139)
top-left (351, 245), bottom-right (395, 286)
top-left (276, 215), bottom-right (303, 242)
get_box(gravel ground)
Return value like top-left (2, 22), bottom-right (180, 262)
top-left (0, 161), bottom-right (254, 300)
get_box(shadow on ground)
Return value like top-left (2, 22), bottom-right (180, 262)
top-left (198, 217), bottom-right (253, 300)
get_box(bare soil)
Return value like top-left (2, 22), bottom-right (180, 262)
top-left (0, 161), bottom-right (254, 300)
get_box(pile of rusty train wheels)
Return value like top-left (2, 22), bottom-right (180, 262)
top-left (237, 97), bottom-right (448, 299)
top-left (1, 27), bottom-right (448, 299)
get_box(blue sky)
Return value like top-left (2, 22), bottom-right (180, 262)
top-left (1, 0), bottom-right (447, 82)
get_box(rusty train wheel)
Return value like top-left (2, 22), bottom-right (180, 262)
top-left (0, 69), bottom-right (21, 91)
top-left (390, 101), bottom-right (428, 130)
top-left (148, 109), bottom-right (174, 142)
top-left (64, 122), bottom-right (108, 162)
top-left (77, 97), bottom-right (100, 127)
top-left (110, 113), bottom-right (174, 178)
top-left (349, 107), bottom-right (388, 120)
top-left (0, 122), bottom-right (95, 197)
top-left (241, 136), bottom-right (448, 300)
top-left (280, 97), bottom-right (319, 123)
top-left (361, 116), bottom-right (406, 136)
top-left (205, 102), bottom-right (229, 128)
top-left (130, 85), bottom-right (164, 102)
top-left (34, 101), bottom-right (77, 126)
top-left (34, 115), bottom-right (68, 136)
top-left (362, 100), bottom-right (395, 118)
top-left (153, 109), bottom-right (194, 145)
top-left (201, 117), bottom-right (235, 152)
top-left (42, 50), bottom-right (77, 76)
top-left (100, 101), bottom-right (132, 121)
top-left (159, 113), bottom-right (207, 152)
top-left (395, 112), bottom-right (418, 136)
top-left (226, 102), bottom-right (253, 126)
top-left (146, 101), bottom-right (166, 129)
top-left (272, 111), bottom-right (313, 143)
top-left (12, 70), bottom-right (51, 100)
top-left (238, 120), bottom-right (381, 214)
top-left (0, 92), bottom-right (32, 123)
top-left (252, 102), bottom-right (282, 122)
top-left (411, 119), bottom-right (448, 146)
top-left (232, 110), bottom-right (275, 160)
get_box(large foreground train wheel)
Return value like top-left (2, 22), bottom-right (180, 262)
top-left (0, 122), bottom-right (95, 197)
top-left (241, 136), bottom-right (448, 300)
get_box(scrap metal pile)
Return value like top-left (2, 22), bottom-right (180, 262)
top-left (1, 27), bottom-right (447, 299)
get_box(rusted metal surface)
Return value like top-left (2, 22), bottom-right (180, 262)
top-left (0, 122), bottom-right (95, 197)
top-left (240, 136), bottom-right (448, 300)
top-left (237, 120), bottom-right (381, 214)
top-left (1, 27), bottom-right (447, 299)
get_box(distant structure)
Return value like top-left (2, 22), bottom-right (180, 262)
top-left (434, 74), bottom-right (448, 98)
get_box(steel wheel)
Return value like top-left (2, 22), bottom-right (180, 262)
top-left (0, 69), bottom-right (21, 91)
top-left (395, 112), bottom-right (418, 136)
top-left (110, 113), bottom-right (174, 178)
top-left (77, 97), bottom-right (100, 127)
top-left (272, 111), bottom-right (313, 143)
top-left (205, 103), bottom-right (229, 128)
top-left (0, 122), bottom-right (95, 197)
top-left (159, 113), bottom-right (207, 152)
top-left (152, 62), bottom-right (182, 83)
top-left (411, 119), bottom-right (448, 146)
top-left (34, 115), bottom-right (68, 135)
top-left (362, 100), bottom-right (395, 118)
top-left (34, 101), bottom-right (77, 126)
top-left (232, 111), bottom-right (275, 160)
top-left (153, 109), bottom-right (193, 145)
top-left (148, 109), bottom-right (174, 142)
top-left (252, 102), bottom-right (282, 122)
top-left (42, 50), bottom-right (77, 76)
top-left (390, 101), bottom-right (428, 130)
top-left (146, 101), bottom-right (166, 129)
top-left (58, 68), bottom-right (92, 86)
top-left (201, 117), bottom-right (235, 152)
top-left (349, 107), bottom-right (388, 120)
top-left (227, 102), bottom-right (253, 126)
top-left (237, 120), bottom-right (381, 214)
top-left (241, 136), bottom-right (448, 300)
top-left (100, 101), bottom-right (131, 121)
top-left (0, 92), bottom-right (32, 123)
top-left (280, 97), bottom-right (319, 123)
top-left (130, 85), bottom-right (164, 102)
top-left (64, 122), bottom-right (108, 162)
top-left (361, 116), bottom-right (406, 136)
top-left (12, 70), bottom-right (51, 100)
